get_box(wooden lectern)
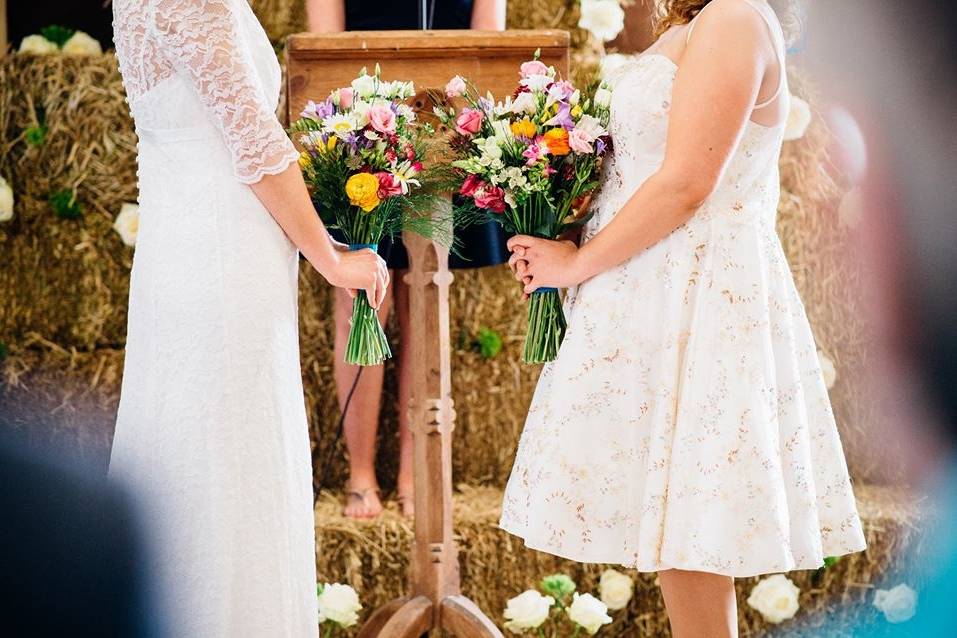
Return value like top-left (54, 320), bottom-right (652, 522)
top-left (287, 30), bottom-right (569, 637)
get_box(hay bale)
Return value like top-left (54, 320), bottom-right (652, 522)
top-left (0, 55), bottom-right (136, 350)
top-left (314, 484), bottom-right (924, 637)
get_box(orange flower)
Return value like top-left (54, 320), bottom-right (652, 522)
top-left (543, 128), bottom-right (571, 156)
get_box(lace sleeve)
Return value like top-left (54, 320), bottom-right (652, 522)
top-left (151, 0), bottom-right (299, 184)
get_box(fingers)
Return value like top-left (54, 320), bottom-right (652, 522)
top-left (507, 235), bottom-right (538, 251)
top-left (375, 263), bottom-right (389, 309)
top-left (348, 289), bottom-right (357, 299)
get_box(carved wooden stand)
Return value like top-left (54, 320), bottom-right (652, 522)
top-left (286, 30), bottom-right (570, 638)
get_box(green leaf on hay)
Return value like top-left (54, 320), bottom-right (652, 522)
top-left (49, 188), bottom-right (83, 220)
top-left (823, 556), bottom-right (841, 569)
top-left (474, 327), bottom-right (503, 359)
top-left (24, 125), bottom-right (48, 147)
top-left (40, 25), bottom-right (75, 48)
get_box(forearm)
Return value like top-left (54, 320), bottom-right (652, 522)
top-left (249, 163), bottom-right (339, 272)
top-left (471, 0), bottom-right (506, 30)
top-left (575, 170), bottom-right (706, 281)
top-left (306, 0), bottom-right (345, 32)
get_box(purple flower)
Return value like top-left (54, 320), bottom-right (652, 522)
top-left (546, 103), bottom-right (575, 130)
top-left (301, 98), bottom-right (336, 121)
top-left (478, 96), bottom-right (494, 114)
top-left (595, 137), bottom-right (607, 155)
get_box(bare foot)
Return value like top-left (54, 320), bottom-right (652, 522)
top-left (343, 486), bottom-right (383, 519)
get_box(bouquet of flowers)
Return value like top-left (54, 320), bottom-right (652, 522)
top-left (434, 57), bottom-right (612, 363)
top-left (292, 66), bottom-right (439, 366)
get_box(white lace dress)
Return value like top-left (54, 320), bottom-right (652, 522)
top-left (109, 1), bottom-right (317, 635)
top-left (500, 8), bottom-right (866, 577)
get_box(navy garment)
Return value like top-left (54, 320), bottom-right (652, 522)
top-left (338, 0), bottom-right (511, 270)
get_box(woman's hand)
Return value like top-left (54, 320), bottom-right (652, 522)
top-left (321, 249), bottom-right (390, 309)
top-left (507, 235), bottom-right (585, 295)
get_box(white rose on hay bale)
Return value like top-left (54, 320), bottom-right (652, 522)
top-left (317, 583), bottom-right (362, 628)
top-left (503, 590), bottom-right (554, 633)
top-left (598, 569), bottom-right (633, 611)
top-left (746, 574), bottom-right (801, 624)
top-left (113, 203), bottom-right (140, 247)
top-left (784, 95), bottom-right (812, 141)
top-left (18, 34), bottom-right (58, 55)
top-left (62, 31), bottom-right (103, 56)
top-left (567, 592), bottom-right (612, 635)
top-left (873, 584), bottom-right (918, 624)
top-left (0, 176), bottom-right (14, 222)
top-left (818, 350), bottom-right (837, 389)
top-left (579, 0), bottom-right (626, 43)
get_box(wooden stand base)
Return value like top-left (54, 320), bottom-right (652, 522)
top-left (359, 595), bottom-right (500, 638)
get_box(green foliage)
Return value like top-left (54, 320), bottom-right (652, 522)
top-left (474, 327), bottom-right (503, 359)
top-left (540, 574), bottom-right (577, 602)
top-left (49, 188), bottom-right (83, 219)
top-left (40, 25), bottom-right (75, 48)
top-left (823, 556), bottom-right (841, 569)
top-left (24, 125), bottom-right (48, 147)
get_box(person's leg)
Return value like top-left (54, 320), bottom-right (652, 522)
top-left (658, 569), bottom-right (738, 638)
top-left (334, 280), bottom-right (394, 519)
top-left (393, 272), bottom-right (415, 517)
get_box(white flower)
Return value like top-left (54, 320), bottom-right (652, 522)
top-left (317, 583), bottom-right (362, 628)
top-left (511, 92), bottom-right (538, 116)
top-left (746, 574), bottom-right (800, 624)
top-left (62, 31), bottom-right (102, 56)
top-left (520, 74), bottom-right (553, 92)
top-left (476, 137), bottom-right (504, 168)
top-left (491, 119), bottom-right (513, 143)
top-left (873, 584), bottom-right (917, 624)
top-left (567, 593), bottom-right (612, 635)
top-left (593, 86), bottom-right (613, 109)
top-left (579, 0), bottom-right (626, 43)
top-left (324, 113), bottom-right (359, 138)
top-left (113, 202), bottom-right (139, 247)
top-left (0, 176), bottom-right (14, 222)
top-left (503, 590), bottom-right (554, 633)
top-left (397, 103), bottom-right (416, 121)
top-left (352, 74), bottom-right (377, 99)
top-left (569, 89), bottom-right (581, 106)
top-left (838, 185), bottom-right (864, 228)
top-left (352, 100), bottom-right (372, 126)
top-left (18, 34), bottom-right (58, 55)
top-left (784, 96), bottom-right (812, 141)
top-left (598, 569), bottom-right (633, 611)
top-left (818, 350), bottom-right (837, 389)
top-left (446, 75), bottom-right (467, 98)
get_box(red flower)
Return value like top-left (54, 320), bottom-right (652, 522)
top-left (460, 174), bottom-right (484, 197)
top-left (474, 185), bottom-right (507, 213)
top-left (376, 171), bottom-right (404, 198)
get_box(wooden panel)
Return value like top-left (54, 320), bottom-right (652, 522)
top-left (286, 29), bottom-right (570, 121)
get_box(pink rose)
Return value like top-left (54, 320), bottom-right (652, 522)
top-left (474, 185), bottom-right (507, 213)
top-left (568, 128), bottom-right (594, 154)
top-left (368, 104), bottom-right (397, 134)
top-left (376, 171), bottom-right (404, 198)
top-left (455, 107), bottom-right (484, 136)
top-left (520, 60), bottom-right (550, 79)
top-left (460, 174), bottom-right (484, 197)
top-left (338, 87), bottom-right (354, 109)
top-left (445, 75), bottom-right (467, 98)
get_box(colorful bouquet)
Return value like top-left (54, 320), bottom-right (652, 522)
top-left (292, 66), bottom-right (438, 366)
top-left (434, 57), bottom-right (612, 363)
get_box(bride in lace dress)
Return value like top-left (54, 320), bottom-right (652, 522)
top-left (108, 1), bottom-right (388, 635)
top-left (504, 0), bottom-right (865, 635)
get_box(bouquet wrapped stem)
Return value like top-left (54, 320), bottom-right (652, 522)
top-left (344, 244), bottom-right (391, 366)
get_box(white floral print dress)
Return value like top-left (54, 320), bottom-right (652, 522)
top-left (500, 4), bottom-right (866, 577)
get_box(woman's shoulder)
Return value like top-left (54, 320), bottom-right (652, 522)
top-left (691, 0), bottom-right (774, 37)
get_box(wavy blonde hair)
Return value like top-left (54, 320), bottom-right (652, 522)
top-left (653, 0), bottom-right (800, 43)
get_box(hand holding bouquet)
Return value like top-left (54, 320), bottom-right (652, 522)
top-left (435, 57), bottom-right (612, 363)
top-left (292, 66), bottom-right (438, 366)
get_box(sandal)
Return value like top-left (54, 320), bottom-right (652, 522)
top-left (343, 486), bottom-right (383, 519)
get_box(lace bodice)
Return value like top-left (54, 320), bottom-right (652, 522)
top-left (113, 0), bottom-right (298, 183)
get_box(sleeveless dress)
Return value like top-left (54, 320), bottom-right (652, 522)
top-left (109, 1), bottom-right (318, 635)
top-left (338, 0), bottom-right (510, 270)
top-left (500, 2), bottom-right (867, 577)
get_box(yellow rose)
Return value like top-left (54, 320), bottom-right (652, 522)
top-left (345, 173), bottom-right (381, 212)
top-left (510, 118), bottom-right (537, 138)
